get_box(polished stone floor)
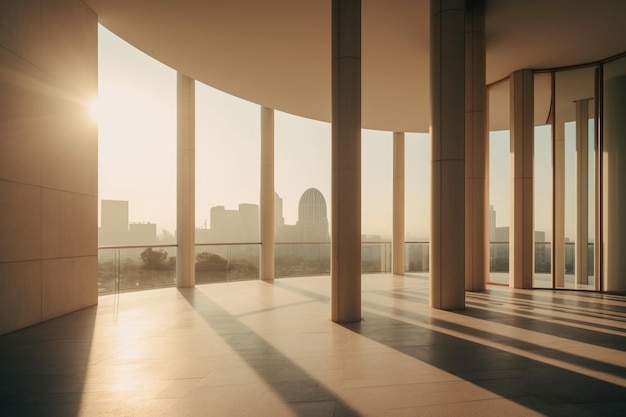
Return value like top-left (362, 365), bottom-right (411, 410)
top-left (1, 274), bottom-right (626, 416)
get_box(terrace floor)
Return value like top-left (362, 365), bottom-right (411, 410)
top-left (1, 274), bottom-right (626, 416)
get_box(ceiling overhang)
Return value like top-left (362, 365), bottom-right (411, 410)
top-left (84, 0), bottom-right (626, 132)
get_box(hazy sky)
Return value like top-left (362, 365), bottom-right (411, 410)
top-left (97, 24), bottom-right (585, 244)
top-left (97, 25), bottom-right (176, 234)
top-left (97, 24), bottom-right (434, 240)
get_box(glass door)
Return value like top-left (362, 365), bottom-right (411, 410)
top-left (553, 67), bottom-right (597, 290)
top-left (533, 73), bottom-right (553, 288)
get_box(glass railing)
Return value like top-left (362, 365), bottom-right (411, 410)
top-left (98, 245), bottom-right (177, 295)
top-left (274, 242), bottom-right (330, 278)
top-left (405, 241), bottom-right (429, 273)
top-left (274, 241), bottom-right (400, 277)
top-left (99, 241), bottom-right (414, 294)
top-left (195, 243), bottom-right (260, 283)
top-left (533, 242), bottom-right (551, 288)
top-left (586, 242), bottom-right (595, 278)
top-left (362, 241), bottom-right (392, 273)
top-left (489, 242), bottom-right (509, 272)
top-left (489, 241), bottom-right (595, 288)
top-left (560, 241), bottom-right (595, 288)
top-left (488, 241), bottom-right (509, 285)
top-left (98, 240), bottom-right (595, 294)
top-left (489, 241), bottom-right (555, 285)
top-left (534, 242), bottom-right (551, 273)
top-left (564, 241), bottom-right (575, 276)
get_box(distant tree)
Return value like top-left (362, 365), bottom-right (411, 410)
top-left (195, 251), bottom-right (228, 272)
top-left (166, 255), bottom-right (176, 270)
top-left (140, 248), bottom-right (169, 270)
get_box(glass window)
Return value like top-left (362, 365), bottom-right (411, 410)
top-left (362, 129), bottom-right (392, 273)
top-left (488, 79), bottom-right (510, 285)
top-left (274, 111), bottom-right (331, 242)
top-left (194, 83), bottom-right (261, 283)
top-left (97, 25), bottom-right (177, 293)
top-left (362, 129), bottom-right (392, 240)
top-left (554, 67), bottom-right (596, 289)
top-left (274, 111), bottom-right (331, 277)
top-left (195, 82), bottom-right (260, 244)
top-left (405, 132), bottom-right (430, 273)
top-left (534, 72), bottom-right (552, 288)
top-left (97, 25), bottom-right (176, 246)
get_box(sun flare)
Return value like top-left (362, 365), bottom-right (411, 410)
top-left (88, 97), bottom-right (100, 123)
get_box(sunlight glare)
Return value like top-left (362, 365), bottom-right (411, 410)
top-left (88, 97), bottom-right (100, 124)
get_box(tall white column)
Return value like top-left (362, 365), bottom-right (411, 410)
top-left (331, 0), bottom-right (361, 323)
top-left (575, 99), bottom-right (590, 286)
top-left (177, 73), bottom-right (195, 288)
top-left (260, 107), bottom-right (275, 280)
top-left (465, 0), bottom-right (488, 292)
top-left (430, 0), bottom-right (465, 310)
top-left (393, 132), bottom-right (405, 275)
top-left (509, 69), bottom-right (534, 289)
top-left (603, 75), bottom-right (626, 292)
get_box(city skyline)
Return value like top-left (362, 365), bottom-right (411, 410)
top-left (99, 187), bottom-right (332, 245)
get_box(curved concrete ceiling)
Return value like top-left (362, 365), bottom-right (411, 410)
top-left (84, 0), bottom-right (626, 132)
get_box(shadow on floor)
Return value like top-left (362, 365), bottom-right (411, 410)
top-left (178, 287), bottom-right (362, 417)
top-left (0, 307), bottom-right (97, 417)
top-left (273, 279), bottom-right (626, 416)
top-left (355, 297), bottom-right (626, 416)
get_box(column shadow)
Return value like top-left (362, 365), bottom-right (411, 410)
top-left (374, 287), bottom-right (626, 350)
top-left (342, 309), bottom-right (626, 416)
top-left (274, 279), bottom-right (626, 416)
top-left (178, 287), bottom-right (361, 417)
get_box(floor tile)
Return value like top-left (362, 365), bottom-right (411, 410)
top-left (1, 274), bottom-right (625, 416)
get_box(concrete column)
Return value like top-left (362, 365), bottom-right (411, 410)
top-left (594, 70), bottom-right (601, 289)
top-left (393, 132), bottom-right (405, 275)
top-left (260, 107), bottom-right (275, 280)
top-left (603, 76), bottom-right (626, 292)
top-left (331, 0), bottom-right (361, 323)
top-left (465, 0), bottom-right (488, 292)
top-left (575, 99), bottom-right (590, 286)
top-left (177, 73), bottom-right (195, 288)
top-left (594, 69), bottom-right (602, 289)
top-left (430, 0), bottom-right (465, 310)
top-left (509, 69), bottom-right (534, 289)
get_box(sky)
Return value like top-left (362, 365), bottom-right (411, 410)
top-left (97, 24), bottom-right (432, 240)
top-left (489, 130), bottom-right (511, 231)
top-left (97, 25), bottom-right (176, 233)
top-left (97, 24), bottom-right (587, 244)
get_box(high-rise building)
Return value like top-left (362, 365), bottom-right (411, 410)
top-left (296, 188), bottom-right (330, 242)
top-left (99, 200), bottom-right (158, 245)
top-left (209, 206), bottom-right (239, 242)
top-left (128, 222), bottom-right (158, 244)
top-left (275, 188), bottom-right (330, 242)
top-left (99, 200), bottom-right (129, 245)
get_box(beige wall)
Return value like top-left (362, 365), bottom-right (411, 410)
top-left (0, 0), bottom-right (98, 334)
